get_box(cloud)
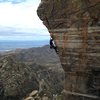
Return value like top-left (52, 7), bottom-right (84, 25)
top-left (0, 0), bottom-right (50, 41)
top-left (0, 0), bottom-right (26, 4)
top-left (0, 0), bottom-right (42, 28)
top-left (0, 28), bottom-right (50, 41)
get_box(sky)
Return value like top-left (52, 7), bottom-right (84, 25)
top-left (0, 0), bottom-right (50, 41)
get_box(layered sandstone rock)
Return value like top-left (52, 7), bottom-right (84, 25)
top-left (37, 0), bottom-right (100, 100)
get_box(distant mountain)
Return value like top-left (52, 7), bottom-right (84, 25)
top-left (1, 45), bottom-right (60, 65)
top-left (0, 45), bottom-right (64, 100)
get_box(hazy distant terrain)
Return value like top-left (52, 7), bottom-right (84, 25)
top-left (0, 40), bottom-right (49, 52)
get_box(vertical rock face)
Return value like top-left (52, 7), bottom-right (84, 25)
top-left (37, 0), bottom-right (100, 100)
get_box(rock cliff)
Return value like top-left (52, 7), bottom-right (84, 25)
top-left (37, 0), bottom-right (100, 100)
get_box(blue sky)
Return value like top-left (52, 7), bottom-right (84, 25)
top-left (0, 0), bottom-right (50, 41)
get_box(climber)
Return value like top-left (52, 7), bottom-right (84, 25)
top-left (50, 38), bottom-right (54, 49)
top-left (50, 38), bottom-right (58, 53)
